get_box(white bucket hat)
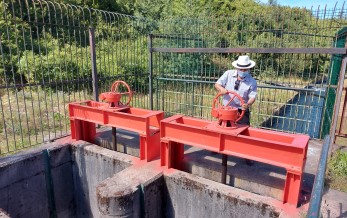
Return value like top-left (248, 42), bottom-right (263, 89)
top-left (232, 55), bottom-right (256, 69)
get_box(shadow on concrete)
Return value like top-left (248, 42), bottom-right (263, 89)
top-left (71, 144), bottom-right (93, 217)
top-left (95, 128), bottom-right (140, 157)
top-left (93, 128), bottom-right (316, 206)
top-left (182, 145), bottom-right (314, 205)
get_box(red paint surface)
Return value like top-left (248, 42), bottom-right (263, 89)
top-left (160, 115), bottom-right (309, 206)
top-left (69, 100), bottom-right (164, 162)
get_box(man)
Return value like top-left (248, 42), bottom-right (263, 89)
top-left (215, 55), bottom-right (257, 125)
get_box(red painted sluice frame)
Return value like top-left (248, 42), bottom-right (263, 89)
top-left (160, 115), bottom-right (309, 206)
top-left (69, 100), bottom-right (164, 161)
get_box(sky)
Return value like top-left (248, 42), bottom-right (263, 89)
top-left (257, 0), bottom-right (345, 10)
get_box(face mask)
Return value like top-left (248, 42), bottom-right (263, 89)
top-left (238, 70), bottom-right (249, 79)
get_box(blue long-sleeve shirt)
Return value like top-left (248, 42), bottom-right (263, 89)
top-left (216, 70), bottom-right (258, 108)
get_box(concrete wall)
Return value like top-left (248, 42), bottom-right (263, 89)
top-left (95, 165), bottom-right (286, 218)
top-left (96, 161), bottom-right (164, 218)
top-left (142, 175), bottom-right (164, 218)
top-left (163, 171), bottom-right (282, 218)
top-left (0, 141), bottom-right (75, 217)
top-left (71, 140), bottom-right (134, 217)
top-left (0, 137), bottom-right (306, 218)
top-left (0, 138), bottom-right (135, 218)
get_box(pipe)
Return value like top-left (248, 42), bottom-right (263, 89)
top-left (112, 127), bottom-right (117, 151)
top-left (89, 27), bottom-right (99, 102)
top-left (221, 154), bottom-right (228, 184)
top-left (148, 34), bottom-right (153, 110)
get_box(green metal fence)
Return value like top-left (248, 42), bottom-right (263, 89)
top-left (0, 0), bottom-right (151, 155)
top-left (322, 27), bottom-right (347, 137)
top-left (150, 9), bottom-right (347, 139)
top-left (1, 1), bottom-right (347, 155)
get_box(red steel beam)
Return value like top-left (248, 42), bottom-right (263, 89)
top-left (69, 100), bottom-right (164, 161)
top-left (160, 115), bottom-right (309, 206)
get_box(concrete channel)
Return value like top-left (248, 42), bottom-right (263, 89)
top-left (0, 128), bottom-right (345, 217)
top-left (261, 87), bottom-right (326, 138)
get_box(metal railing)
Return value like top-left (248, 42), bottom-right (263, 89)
top-left (307, 135), bottom-right (331, 217)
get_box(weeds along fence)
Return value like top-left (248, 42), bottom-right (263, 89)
top-left (0, 0), bottom-right (151, 154)
top-left (1, 1), bottom-right (347, 155)
top-left (151, 8), bottom-right (347, 140)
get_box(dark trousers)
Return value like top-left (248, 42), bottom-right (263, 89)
top-left (237, 109), bottom-right (253, 165)
top-left (236, 109), bottom-right (250, 125)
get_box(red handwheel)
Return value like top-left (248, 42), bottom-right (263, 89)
top-left (212, 90), bottom-right (245, 123)
top-left (110, 80), bottom-right (133, 106)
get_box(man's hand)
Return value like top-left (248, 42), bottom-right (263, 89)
top-left (241, 103), bottom-right (249, 110)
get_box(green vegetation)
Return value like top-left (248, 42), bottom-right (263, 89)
top-left (1, 0), bottom-right (339, 92)
top-left (0, 88), bottom-right (86, 154)
top-left (327, 149), bottom-right (347, 192)
top-left (329, 150), bottom-right (347, 176)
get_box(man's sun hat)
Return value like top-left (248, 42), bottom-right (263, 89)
top-left (232, 55), bottom-right (256, 69)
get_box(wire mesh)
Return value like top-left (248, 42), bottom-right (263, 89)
top-left (1, 1), bottom-right (347, 155)
top-left (0, 0), bottom-right (150, 155)
top-left (151, 7), bottom-right (347, 139)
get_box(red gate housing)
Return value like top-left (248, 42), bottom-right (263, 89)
top-left (69, 100), bottom-right (164, 161)
top-left (160, 115), bottom-right (309, 206)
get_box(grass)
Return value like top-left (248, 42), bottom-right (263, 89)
top-left (0, 88), bottom-right (90, 155)
top-left (0, 76), bottom-right (318, 149)
top-left (155, 82), bottom-right (298, 127)
top-left (326, 149), bottom-right (347, 192)
top-left (0, 87), bottom-right (152, 156)
top-left (2, 78), bottom-right (347, 194)
top-left (1, 83), bottom-right (296, 155)
top-left (2, 79), bottom-right (347, 195)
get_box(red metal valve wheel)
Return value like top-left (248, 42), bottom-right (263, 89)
top-left (110, 80), bottom-right (133, 106)
top-left (212, 91), bottom-right (245, 123)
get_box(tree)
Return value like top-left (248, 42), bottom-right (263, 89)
top-left (268, 0), bottom-right (278, 6)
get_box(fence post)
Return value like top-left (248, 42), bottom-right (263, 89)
top-left (148, 33), bottom-right (153, 110)
top-left (89, 27), bottom-right (99, 101)
top-left (329, 56), bottom-right (347, 153)
top-left (336, 87), bottom-right (347, 138)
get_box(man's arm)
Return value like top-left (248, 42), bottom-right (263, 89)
top-left (215, 71), bottom-right (230, 94)
top-left (247, 97), bottom-right (256, 105)
top-left (242, 97), bottom-right (256, 110)
top-left (215, 83), bottom-right (228, 94)
top-left (242, 80), bottom-right (257, 110)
